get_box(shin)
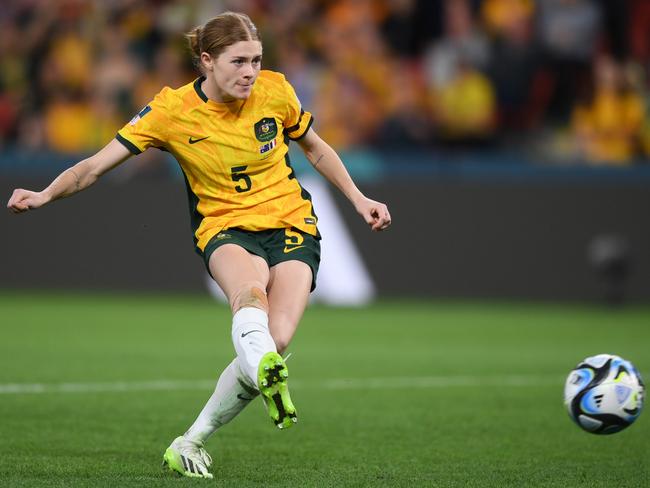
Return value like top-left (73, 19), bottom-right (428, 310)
top-left (230, 283), bottom-right (276, 388)
top-left (184, 357), bottom-right (259, 444)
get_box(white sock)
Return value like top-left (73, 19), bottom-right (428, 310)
top-left (184, 358), bottom-right (259, 444)
top-left (231, 307), bottom-right (277, 387)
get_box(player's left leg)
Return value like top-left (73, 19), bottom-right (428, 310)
top-left (257, 260), bottom-right (313, 429)
top-left (183, 357), bottom-right (258, 443)
top-left (267, 260), bottom-right (313, 354)
top-left (163, 356), bottom-right (259, 477)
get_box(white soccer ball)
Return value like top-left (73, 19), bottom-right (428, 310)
top-left (564, 354), bottom-right (645, 434)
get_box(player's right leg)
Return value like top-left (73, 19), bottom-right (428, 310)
top-left (208, 243), bottom-right (278, 389)
top-left (208, 242), bottom-right (296, 430)
top-left (164, 243), bottom-right (273, 477)
top-left (257, 350), bottom-right (296, 429)
top-left (209, 243), bottom-right (298, 429)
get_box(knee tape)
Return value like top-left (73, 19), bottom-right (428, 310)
top-left (231, 283), bottom-right (268, 312)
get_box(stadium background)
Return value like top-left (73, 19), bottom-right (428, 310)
top-left (1, 2), bottom-right (649, 487)
top-left (2, 0), bottom-right (650, 303)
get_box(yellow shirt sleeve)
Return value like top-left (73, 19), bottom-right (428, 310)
top-left (116, 88), bottom-right (170, 154)
top-left (282, 78), bottom-right (314, 140)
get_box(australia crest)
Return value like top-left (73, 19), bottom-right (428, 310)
top-left (254, 117), bottom-right (278, 142)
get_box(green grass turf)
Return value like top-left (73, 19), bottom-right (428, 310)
top-left (0, 292), bottom-right (648, 487)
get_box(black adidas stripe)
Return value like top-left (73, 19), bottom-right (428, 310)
top-left (187, 457), bottom-right (196, 474)
top-left (180, 455), bottom-right (189, 472)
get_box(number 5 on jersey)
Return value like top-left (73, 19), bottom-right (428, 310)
top-left (231, 165), bottom-right (252, 193)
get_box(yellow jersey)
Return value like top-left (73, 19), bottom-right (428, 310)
top-left (116, 70), bottom-right (317, 253)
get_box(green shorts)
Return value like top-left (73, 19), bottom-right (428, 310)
top-left (202, 227), bottom-right (321, 291)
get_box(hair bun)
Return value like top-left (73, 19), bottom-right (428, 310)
top-left (186, 26), bottom-right (202, 62)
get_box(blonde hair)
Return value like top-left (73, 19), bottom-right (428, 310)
top-left (186, 12), bottom-right (261, 72)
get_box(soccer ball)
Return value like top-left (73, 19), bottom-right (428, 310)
top-left (564, 354), bottom-right (645, 434)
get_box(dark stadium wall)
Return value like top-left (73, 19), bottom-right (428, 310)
top-left (1, 178), bottom-right (206, 293)
top-left (333, 181), bottom-right (650, 303)
top-left (2, 177), bottom-right (649, 302)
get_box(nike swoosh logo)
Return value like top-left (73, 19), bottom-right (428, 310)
top-left (237, 393), bottom-right (253, 401)
top-left (188, 136), bottom-right (210, 144)
top-left (283, 245), bottom-right (306, 254)
top-left (241, 330), bottom-right (263, 338)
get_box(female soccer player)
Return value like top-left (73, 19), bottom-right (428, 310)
top-left (7, 12), bottom-right (391, 479)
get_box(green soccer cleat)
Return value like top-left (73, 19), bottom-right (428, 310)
top-left (258, 351), bottom-right (297, 430)
top-left (162, 436), bottom-right (213, 479)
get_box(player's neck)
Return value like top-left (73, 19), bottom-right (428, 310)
top-left (202, 76), bottom-right (241, 105)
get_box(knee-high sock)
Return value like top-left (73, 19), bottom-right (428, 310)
top-left (184, 358), bottom-right (259, 444)
top-left (231, 307), bottom-right (277, 387)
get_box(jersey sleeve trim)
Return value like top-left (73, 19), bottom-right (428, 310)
top-left (116, 132), bottom-right (143, 155)
top-left (286, 113), bottom-right (314, 141)
top-left (285, 109), bottom-right (305, 134)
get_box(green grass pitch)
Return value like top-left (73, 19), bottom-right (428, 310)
top-left (0, 292), bottom-right (648, 487)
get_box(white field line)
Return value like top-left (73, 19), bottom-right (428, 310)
top-left (0, 375), bottom-right (563, 395)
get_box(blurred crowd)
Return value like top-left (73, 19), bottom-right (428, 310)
top-left (2, 0), bottom-right (650, 165)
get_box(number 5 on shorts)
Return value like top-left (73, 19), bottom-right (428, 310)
top-left (284, 229), bottom-right (305, 253)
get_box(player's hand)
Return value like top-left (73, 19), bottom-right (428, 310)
top-left (354, 196), bottom-right (391, 232)
top-left (7, 189), bottom-right (49, 213)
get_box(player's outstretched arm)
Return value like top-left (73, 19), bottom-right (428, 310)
top-left (7, 138), bottom-right (132, 214)
top-left (297, 129), bottom-right (391, 231)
